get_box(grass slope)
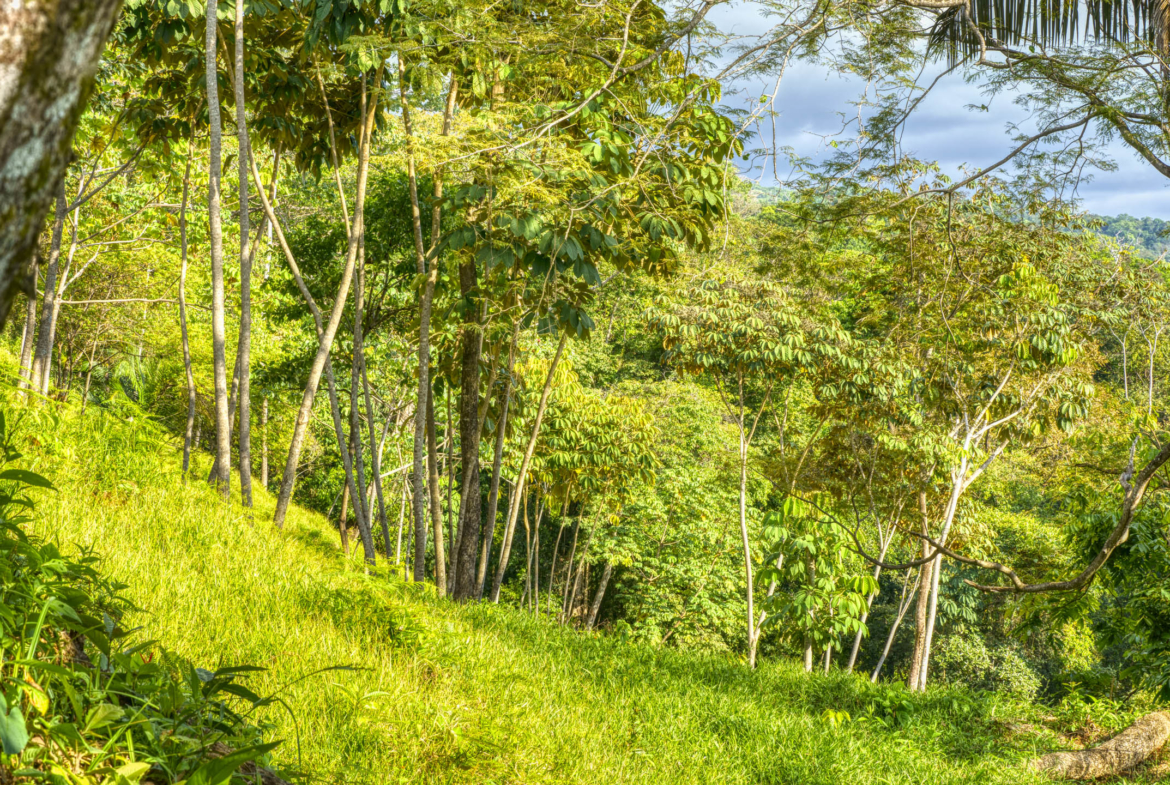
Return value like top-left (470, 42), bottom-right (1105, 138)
top-left (13, 398), bottom-right (1088, 784)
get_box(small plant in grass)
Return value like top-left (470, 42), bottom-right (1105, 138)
top-left (0, 411), bottom-right (284, 784)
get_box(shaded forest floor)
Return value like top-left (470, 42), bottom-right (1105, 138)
top-left (12, 396), bottom-right (1167, 784)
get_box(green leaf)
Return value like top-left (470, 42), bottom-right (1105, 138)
top-left (84, 703), bottom-right (125, 732)
top-left (0, 469), bottom-right (55, 490)
top-left (0, 697), bottom-right (28, 755)
top-left (114, 761), bottom-right (153, 783)
top-left (186, 741), bottom-right (282, 785)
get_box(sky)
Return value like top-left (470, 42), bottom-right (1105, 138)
top-left (708, 1), bottom-right (1170, 219)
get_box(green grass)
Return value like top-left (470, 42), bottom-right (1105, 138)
top-left (9, 397), bottom-right (1133, 784)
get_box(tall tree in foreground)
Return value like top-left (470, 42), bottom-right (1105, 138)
top-left (234, 0), bottom-right (254, 507)
top-left (205, 0), bottom-right (231, 498)
top-left (0, 0), bottom-right (123, 327)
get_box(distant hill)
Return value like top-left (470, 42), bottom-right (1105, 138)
top-left (1090, 214), bottom-right (1170, 259)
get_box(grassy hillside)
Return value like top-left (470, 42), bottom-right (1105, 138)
top-left (8, 392), bottom-right (1158, 784)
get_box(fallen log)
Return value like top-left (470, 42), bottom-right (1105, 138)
top-left (1031, 711), bottom-right (1170, 780)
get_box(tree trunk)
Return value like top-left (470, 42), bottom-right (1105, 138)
top-left (919, 461), bottom-right (965, 690)
top-left (520, 489), bottom-right (534, 606)
top-left (349, 234), bottom-right (372, 541)
top-left (426, 384), bottom-right (447, 596)
top-left (1031, 712), bottom-right (1170, 780)
top-left (476, 321), bottom-right (518, 598)
top-left (260, 396), bottom-right (268, 488)
top-left (205, 0), bottom-right (232, 498)
top-left (803, 556), bottom-right (816, 673)
top-left (0, 0), bottom-right (121, 327)
top-left (449, 251), bottom-right (486, 602)
top-left (546, 517), bottom-right (566, 619)
top-left (346, 393), bottom-right (373, 553)
top-left (532, 526), bottom-right (541, 616)
top-left (233, 0), bottom-right (253, 508)
top-left (395, 476), bottom-right (408, 562)
top-left (338, 482), bottom-right (351, 555)
top-left (736, 396), bottom-right (759, 670)
top-left (445, 387), bottom-right (456, 581)
top-left (179, 151), bottom-right (196, 476)
top-left (565, 526), bottom-right (592, 624)
top-left (907, 555), bottom-right (933, 690)
top-left (586, 561), bottom-right (613, 630)
top-left (362, 360), bottom-right (390, 555)
top-left (245, 133), bottom-right (369, 561)
top-left (29, 177), bottom-right (66, 395)
top-left (559, 514), bottom-right (581, 620)
top-left (449, 295), bottom-right (482, 603)
top-left (213, 146), bottom-right (279, 485)
top-left (872, 571), bottom-right (920, 683)
top-left (17, 255), bottom-right (38, 393)
top-left (272, 65), bottom-right (381, 533)
top-left (493, 332), bottom-right (568, 602)
top-left (403, 78), bottom-right (433, 585)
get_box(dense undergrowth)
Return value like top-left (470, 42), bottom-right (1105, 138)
top-left (3, 385), bottom-right (1166, 784)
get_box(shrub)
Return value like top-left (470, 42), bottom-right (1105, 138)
top-left (934, 625), bottom-right (1042, 700)
top-left (0, 411), bottom-right (282, 784)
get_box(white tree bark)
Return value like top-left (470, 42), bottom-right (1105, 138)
top-left (0, 0), bottom-right (122, 326)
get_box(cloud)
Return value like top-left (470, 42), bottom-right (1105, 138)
top-left (705, 1), bottom-right (1170, 217)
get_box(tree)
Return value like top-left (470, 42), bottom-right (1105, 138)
top-left (0, 0), bottom-right (123, 327)
top-left (652, 276), bottom-right (846, 667)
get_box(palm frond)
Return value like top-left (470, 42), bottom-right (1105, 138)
top-left (930, 0), bottom-right (1170, 65)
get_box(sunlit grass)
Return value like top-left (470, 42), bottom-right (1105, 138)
top-left (10, 398), bottom-right (1079, 784)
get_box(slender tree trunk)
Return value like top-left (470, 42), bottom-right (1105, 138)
top-left (212, 146), bottom-right (279, 484)
top-left (18, 256), bottom-right (38, 393)
top-left (476, 321), bottom-right (518, 598)
top-left (546, 516), bottom-right (566, 619)
top-left (446, 388), bottom-right (455, 580)
top-left (205, 0), bottom-right (231, 499)
top-left (272, 65), bottom-right (381, 534)
top-left (346, 410), bottom-right (371, 554)
top-left (362, 360), bottom-right (390, 555)
top-left (338, 483), bottom-right (351, 555)
top-left (802, 556), bottom-right (817, 672)
top-left (260, 396), bottom-right (268, 488)
top-left (395, 476), bottom-right (408, 562)
top-left (450, 248), bottom-right (485, 601)
top-left (919, 460), bottom-right (965, 690)
top-left (586, 562), bottom-right (613, 630)
top-left (403, 66), bottom-right (433, 585)
top-left (179, 151), bottom-right (196, 476)
top-left (246, 137), bottom-right (368, 559)
top-left (29, 177), bottom-right (66, 395)
top-left (559, 514), bottom-right (581, 621)
top-left (565, 524), bottom-right (592, 624)
top-left (520, 489), bottom-right (534, 605)
top-left (426, 384), bottom-right (448, 596)
top-left (872, 571), bottom-right (919, 683)
top-left (908, 552), bottom-right (932, 689)
top-left (532, 526), bottom-right (541, 617)
top-left (736, 389), bottom-right (759, 669)
top-left (493, 332), bottom-right (568, 602)
top-left (233, 0), bottom-right (253, 508)
top-left (349, 234), bottom-right (371, 537)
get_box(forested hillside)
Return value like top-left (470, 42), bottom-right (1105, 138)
top-left (1090, 214), bottom-right (1170, 259)
top-left (3, 0), bottom-right (1170, 782)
